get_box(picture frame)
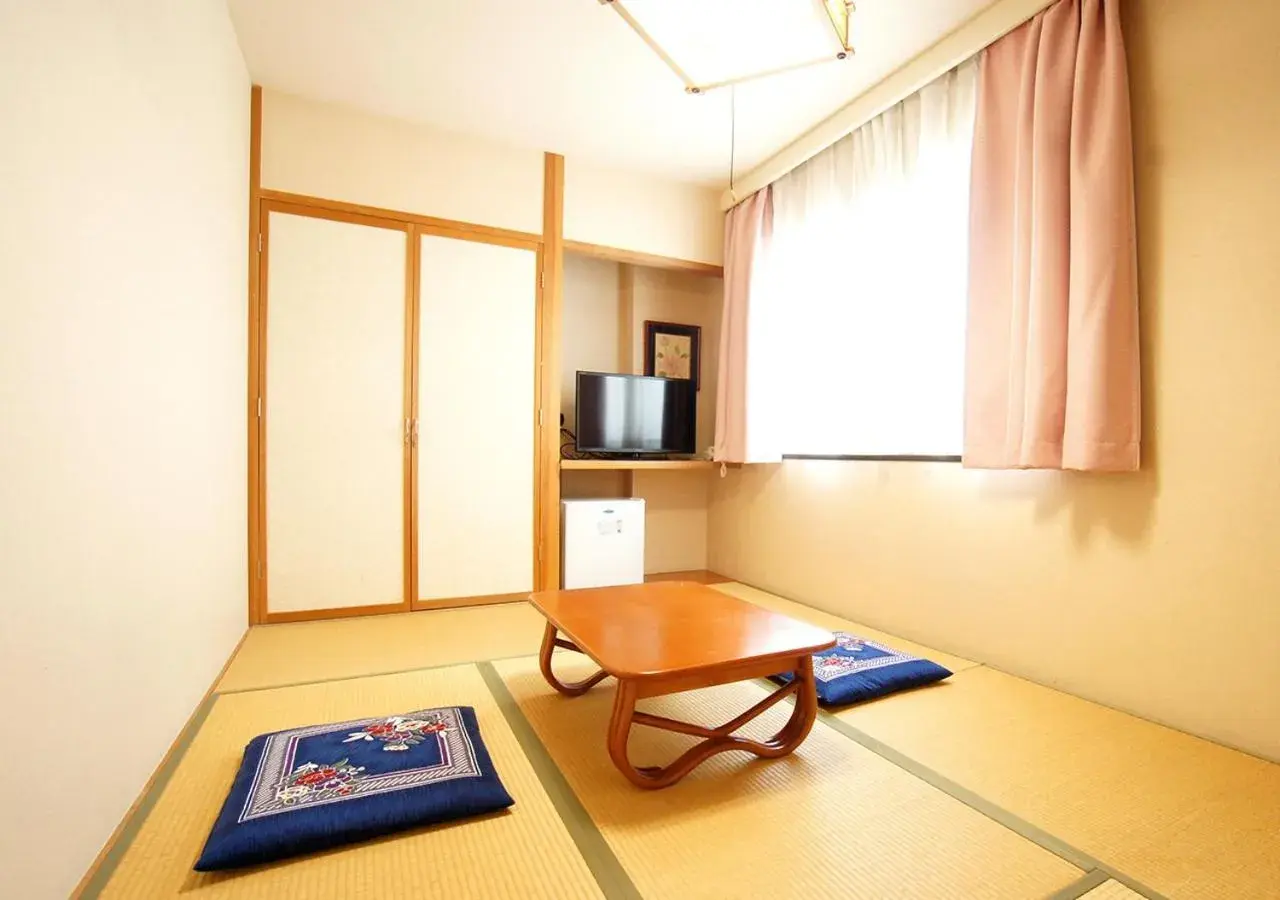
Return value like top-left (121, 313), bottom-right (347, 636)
top-left (643, 320), bottom-right (702, 391)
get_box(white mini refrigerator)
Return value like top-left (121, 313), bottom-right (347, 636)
top-left (560, 499), bottom-right (645, 589)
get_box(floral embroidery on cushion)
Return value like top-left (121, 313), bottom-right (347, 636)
top-left (237, 707), bottom-right (483, 824)
top-left (814, 655), bottom-right (869, 681)
top-left (809, 634), bottom-right (873, 681)
top-left (834, 633), bottom-right (865, 652)
top-left (804, 633), bottom-right (925, 684)
top-left (275, 759), bottom-right (365, 805)
top-left (342, 714), bottom-right (452, 752)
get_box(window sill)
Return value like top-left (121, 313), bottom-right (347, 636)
top-left (782, 454), bottom-right (962, 463)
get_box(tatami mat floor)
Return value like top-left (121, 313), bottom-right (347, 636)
top-left (496, 655), bottom-right (1082, 899)
top-left (218, 601), bottom-right (545, 692)
top-left (98, 666), bottom-right (602, 900)
top-left (838, 664), bottom-right (1280, 900)
top-left (1082, 882), bottom-right (1148, 900)
top-left (88, 583), bottom-right (1280, 899)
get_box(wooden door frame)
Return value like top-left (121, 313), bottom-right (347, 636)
top-left (245, 92), bottom-right (715, 624)
top-left (535, 154), bottom-right (564, 594)
top-left (247, 86), bottom-right (264, 625)
top-left (407, 228), bottom-right (543, 612)
top-left (246, 86), bottom-right (555, 624)
top-left (403, 224), bottom-right (421, 615)
top-left (252, 198), bottom-right (413, 625)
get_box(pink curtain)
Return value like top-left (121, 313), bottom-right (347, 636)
top-left (714, 187), bottom-right (773, 464)
top-left (964, 0), bottom-right (1140, 471)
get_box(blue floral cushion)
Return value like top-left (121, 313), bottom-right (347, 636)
top-left (195, 706), bottom-right (513, 871)
top-left (773, 632), bottom-right (952, 707)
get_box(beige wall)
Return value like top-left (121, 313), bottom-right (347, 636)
top-left (0, 2), bottom-right (250, 896)
top-left (627, 267), bottom-right (723, 573)
top-left (708, 0), bottom-right (1280, 761)
top-left (261, 91), bottom-right (725, 263)
top-left (562, 254), bottom-right (622, 432)
top-left (634, 470), bottom-right (711, 573)
top-left (561, 254), bottom-right (630, 501)
top-left (565, 158), bottom-right (724, 265)
top-left (629, 267), bottom-right (724, 455)
top-left (261, 88), bottom-right (544, 233)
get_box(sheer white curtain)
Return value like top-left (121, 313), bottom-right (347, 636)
top-left (763, 61), bottom-right (977, 457)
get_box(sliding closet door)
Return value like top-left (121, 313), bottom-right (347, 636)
top-left (265, 211), bottom-right (408, 614)
top-left (417, 235), bottom-right (536, 601)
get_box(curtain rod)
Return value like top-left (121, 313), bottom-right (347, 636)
top-left (720, 0), bottom-right (1057, 210)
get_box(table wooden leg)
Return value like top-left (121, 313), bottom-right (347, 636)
top-left (606, 656), bottom-right (820, 789)
top-left (538, 621), bottom-right (610, 696)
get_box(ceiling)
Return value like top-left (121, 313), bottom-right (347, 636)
top-left (227, 0), bottom-right (995, 187)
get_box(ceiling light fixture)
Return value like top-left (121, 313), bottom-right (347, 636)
top-left (821, 0), bottom-right (855, 53)
top-left (602, 0), bottom-right (854, 96)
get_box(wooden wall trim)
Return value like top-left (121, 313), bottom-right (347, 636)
top-left (532, 247), bottom-right (545, 591)
top-left (262, 603), bottom-right (409, 626)
top-left (536, 154), bottom-right (565, 591)
top-left (263, 593), bottom-right (529, 624)
top-left (247, 85), bottom-right (264, 626)
top-left (253, 202), bottom-right (271, 621)
top-left (260, 198), bottom-right (411, 232)
top-left (402, 226), bottom-right (420, 614)
top-left (258, 189), bottom-right (541, 250)
top-left (564, 239), bottom-right (724, 277)
top-left (412, 592), bottom-right (529, 612)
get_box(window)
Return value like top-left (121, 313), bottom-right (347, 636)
top-left (758, 62), bottom-right (977, 459)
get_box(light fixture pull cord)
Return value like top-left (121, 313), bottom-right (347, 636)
top-left (728, 84), bottom-right (736, 200)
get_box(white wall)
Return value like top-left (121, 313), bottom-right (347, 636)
top-left (565, 158), bottom-right (725, 265)
top-left (261, 88), bottom-right (544, 233)
top-left (0, 2), bottom-right (250, 896)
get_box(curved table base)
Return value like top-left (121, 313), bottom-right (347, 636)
top-left (537, 623), bottom-right (820, 789)
top-left (607, 662), bottom-right (818, 789)
top-left (539, 622), bottom-right (610, 696)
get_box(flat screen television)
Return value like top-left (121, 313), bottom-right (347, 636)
top-left (575, 371), bottom-right (696, 456)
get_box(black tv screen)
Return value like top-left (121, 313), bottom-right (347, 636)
top-left (575, 372), bottom-right (696, 455)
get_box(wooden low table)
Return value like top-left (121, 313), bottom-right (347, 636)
top-left (528, 581), bottom-right (836, 789)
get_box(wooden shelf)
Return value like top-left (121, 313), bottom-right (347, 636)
top-left (560, 459), bottom-right (715, 472)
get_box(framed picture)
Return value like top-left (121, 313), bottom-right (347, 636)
top-left (643, 320), bottom-right (702, 391)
